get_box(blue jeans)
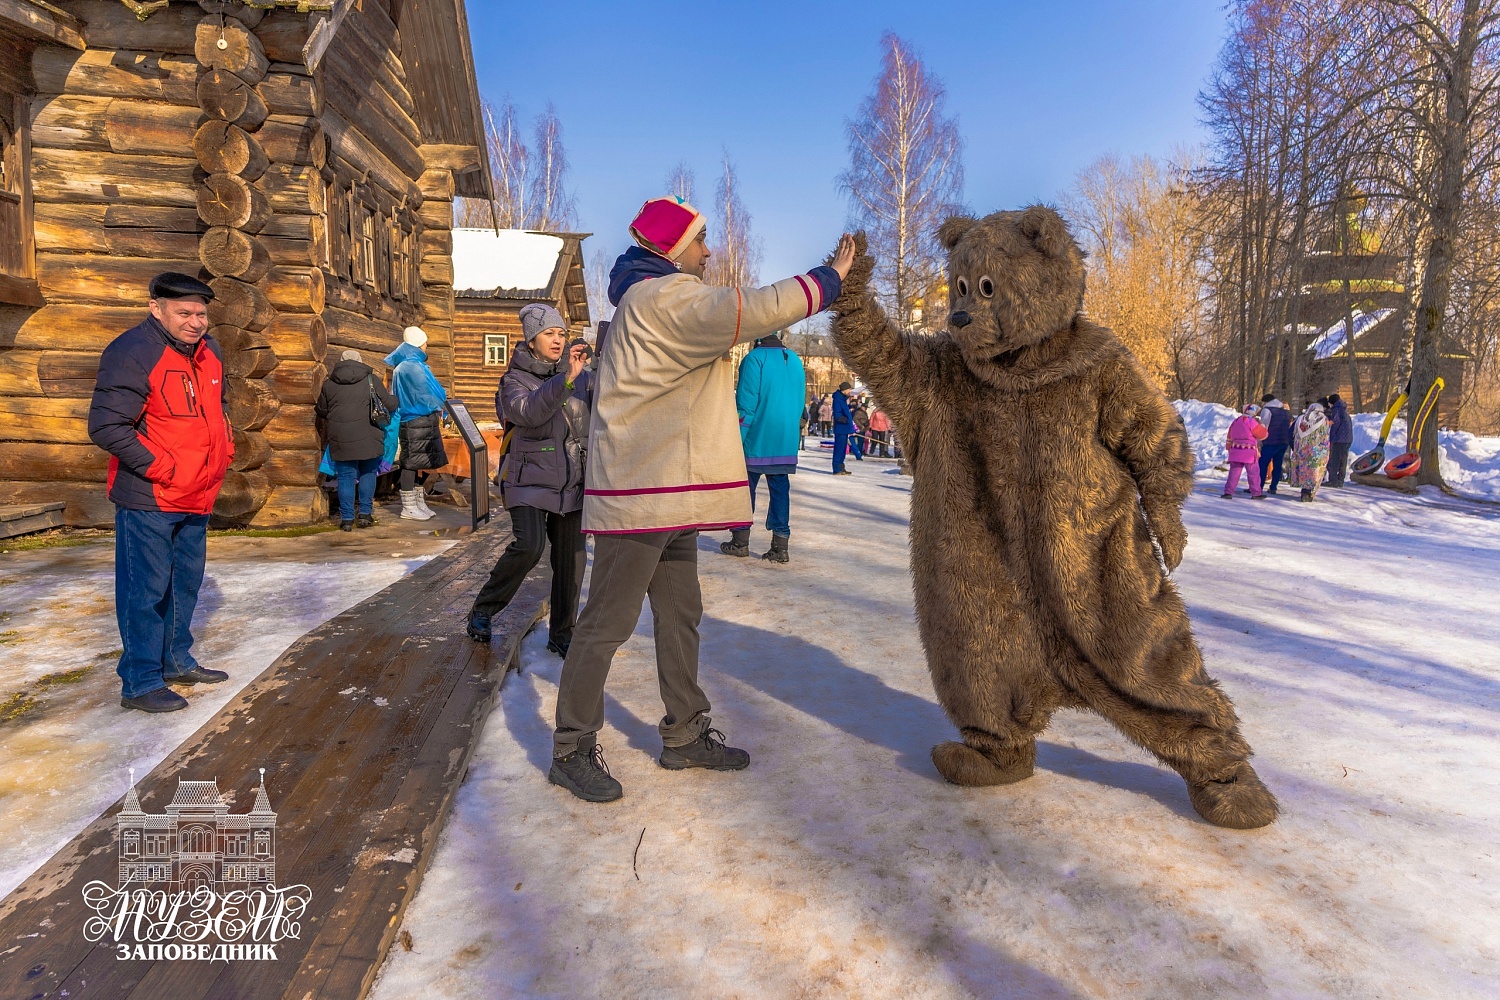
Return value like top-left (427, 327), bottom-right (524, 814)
top-left (334, 457), bottom-right (381, 520)
top-left (1258, 443), bottom-right (1288, 493)
top-left (851, 433), bottom-right (864, 459)
top-left (832, 428), bottom-right (850, 473)
top-left (114, 508), bottom-right (210, 698)
top-left (748, 471), bottom-right (791, 536)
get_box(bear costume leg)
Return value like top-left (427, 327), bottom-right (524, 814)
top-left (1053, 626), bottom-right (1280, 830)
top-left (923, 622), bottom-right (1061, 787)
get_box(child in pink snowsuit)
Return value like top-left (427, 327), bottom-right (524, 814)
top-left (1223, 404), bottom-right (1269, 499)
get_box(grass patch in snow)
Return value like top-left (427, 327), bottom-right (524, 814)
top-left (0, 529), bottom-right (109, 553)
top-left (0, 662), bottom-right (100, 725)
top-left (210, 524), bottom-right (339, 539)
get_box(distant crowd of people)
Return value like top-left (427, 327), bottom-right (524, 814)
top-left (1223, 392), bottom-right (1354, 503)
top-left (804, 386), bottom-right (896, 472)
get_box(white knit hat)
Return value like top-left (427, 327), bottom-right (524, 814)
top-left (403, 326), bottom-right (428, 348)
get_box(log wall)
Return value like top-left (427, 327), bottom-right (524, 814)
top-left (0, 0), bottom-right (477, 528)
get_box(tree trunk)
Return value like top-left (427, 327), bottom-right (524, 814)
top-left (1408, 0), bottom-right (1481, 487)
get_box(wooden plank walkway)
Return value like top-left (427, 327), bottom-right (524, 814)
top-left (0, 502), bottom-right (66, 540)
top-left (0, 525), bottom-right (547, 1000)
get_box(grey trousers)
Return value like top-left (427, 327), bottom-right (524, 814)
top-left (553, 530), bottom-right (711, 756)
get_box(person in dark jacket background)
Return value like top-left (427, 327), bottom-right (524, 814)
top-left (384, 326), bottom-right (447, 521)
top-left (87, 272), bottom-right (233, 714)
top-left (1257, 394), bottom-right (1294, 494)
top-left (1325, 393), bottom-right (1354, 487)
top-left (832, 382), bottom-right (855, 474)
top-left (467, 303), bottom-right (591, 656)
top-left (316, 349), bottom-right (398, 530)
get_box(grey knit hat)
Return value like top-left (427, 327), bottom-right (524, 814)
top-left (519, 302), bottom-right (566, 342)
top-left (341, 348), bottom-right (362, 362)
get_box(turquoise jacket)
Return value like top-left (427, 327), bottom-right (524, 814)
top-left (736, 335), bottom-right (806, 475)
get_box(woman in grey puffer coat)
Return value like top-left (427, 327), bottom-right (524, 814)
top-left (467, 303), bottom-right (591, 656)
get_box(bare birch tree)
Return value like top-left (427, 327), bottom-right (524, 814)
top-left (665, 162), bottom-right (697, 205)
top-left (585, 247), bottom-right (614, 327)
top-left (457, 98), bottom-right (530, 228)
top-left (838, 33), bottom-right (964, 329)
top-left (704, 151), bottom-right (763, 288)
top-left (528, 102), bottom-right (578, 231)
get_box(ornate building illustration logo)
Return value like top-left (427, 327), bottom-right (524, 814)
top-left (84, 769), bottom-right (311, 960)
top-left (116, 768), bottom-right (278, 892)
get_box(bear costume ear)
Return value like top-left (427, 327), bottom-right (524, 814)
top-left (938, 215), bottom-right (978, 250)
top-left (1018, 205), bottom-right (1072, 260)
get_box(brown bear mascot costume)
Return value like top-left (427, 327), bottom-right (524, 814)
top-left (827, 208), bottom-right (1278, 829)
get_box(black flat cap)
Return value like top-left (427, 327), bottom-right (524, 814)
top-left (149, 272), bottom-right (215, 301)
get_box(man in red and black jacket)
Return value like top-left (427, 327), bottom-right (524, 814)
top-left (88, 272), bottom-right (234, 713)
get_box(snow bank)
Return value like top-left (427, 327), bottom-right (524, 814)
top-left (1173, 399), bottom-right (1500, 498)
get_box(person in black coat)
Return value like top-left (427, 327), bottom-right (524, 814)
top-left (1325, 393), bottom-right (1355, 487)
top-left (316, 349), bottom-right (398, 529)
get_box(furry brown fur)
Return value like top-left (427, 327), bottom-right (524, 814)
top-left (829, 208), bottom-right (1278, 830)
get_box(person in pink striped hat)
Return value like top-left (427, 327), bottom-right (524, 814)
top-left (546, 196), bottom-right (856, 803)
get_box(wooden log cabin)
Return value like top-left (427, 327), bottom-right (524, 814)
top-left (450, 227), bottom-right (590, 416)
top-left (0, 0), bottom-right (492, 527)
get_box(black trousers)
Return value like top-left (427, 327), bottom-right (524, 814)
top-left (1327, 442), bottom-right (1351, 485)
top-left (472, 505), bottom-right (585, 643)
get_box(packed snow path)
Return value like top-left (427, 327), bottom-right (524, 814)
top-left (373, 454), bottom-right (1500, 999)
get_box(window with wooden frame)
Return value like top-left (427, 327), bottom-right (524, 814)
top-left (484, 335), bottom-right (508, 367)
top-left (344, 185), bottom-right (359, 283)
top-left (360, 206), bottom-right (376, 289)
top-left (0, 87), bottom-right (39, 306)
top-left (388, 216), bottom-right (406, 300)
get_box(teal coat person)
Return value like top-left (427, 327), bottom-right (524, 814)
top-left (737, 333), bottom-right (807, 475)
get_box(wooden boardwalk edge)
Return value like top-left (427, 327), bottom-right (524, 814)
top-left (0, 527), bottom-right (550, 1000)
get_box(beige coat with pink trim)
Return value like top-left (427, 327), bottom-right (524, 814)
top-left (585, 270), bottom-right (827, 534)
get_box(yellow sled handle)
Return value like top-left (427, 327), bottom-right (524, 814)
top-left (1410, 377), bottom-right (1445, 445)
top-left (1379, 392), bottom-right (1408, 441)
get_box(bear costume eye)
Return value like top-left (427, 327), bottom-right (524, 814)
top-left (955, 277), bottom-right (969, 297)
top-left (978, 276), bottom-right (995, 298)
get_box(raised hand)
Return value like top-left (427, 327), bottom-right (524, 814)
top-left (830, 233), bottom-right (857, 279)
top-left (566, 343), bottom-right (588, 382)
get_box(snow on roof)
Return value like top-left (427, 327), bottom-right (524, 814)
top-left (1307, 308), bottom-right (1396, 361)
top-left (452, 229), bottom-right (567, 297)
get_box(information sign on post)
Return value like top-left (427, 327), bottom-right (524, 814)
top-left (444, 399), bottom-right (491, 531)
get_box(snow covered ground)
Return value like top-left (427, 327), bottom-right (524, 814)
top-left (372, 449), bottom-right (1500, 999)
top-left (0, 520), bottom-right (454, 900)
top-left (1174, 398), bottom-right (1500, 498)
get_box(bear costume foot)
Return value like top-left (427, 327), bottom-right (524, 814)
top-left (932, 739), bottom-right (1035, 786)
top-left (1185, 760), bottom-right (1279, 829)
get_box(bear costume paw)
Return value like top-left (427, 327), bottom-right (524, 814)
top-left (932, 739), bottom-right (1035, 786)
top-left (1186, 761), bottom-right (1279, 829)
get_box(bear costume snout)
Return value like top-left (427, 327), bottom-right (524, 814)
top-left (949, 310), bottom-right (972, 328)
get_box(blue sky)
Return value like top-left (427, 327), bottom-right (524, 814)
top-left (466, 1), bottom-right (1228, 282)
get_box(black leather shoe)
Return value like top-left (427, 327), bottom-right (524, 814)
top-left (340, 520), bottom-right (354, 531)
top-left (466, 611), bottom-right (492, 642)
top-left (659, 727), bottom-right (750, 771)
top-left (546, 635), bottom-right (570, 657)
top-left (355, 513), bottom-right (376, 528)
top-left (121, 688), bottom-right (190, 713)
top-left (165, 667), bottom-right (229, 685)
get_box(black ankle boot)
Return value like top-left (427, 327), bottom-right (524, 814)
top-left (466, 610), bottom-right (491, 642)
top-left (548, 740), bottom-right (623, 802)
top-left (659, 727), bottom-right (750, 771)
top-left (761, 534), bottom-right (789, 563)
top-left (720, 528), bottom-right (750, 557)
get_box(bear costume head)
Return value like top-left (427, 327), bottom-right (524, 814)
top-left (937, 205), bottom-right (1086, 374)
